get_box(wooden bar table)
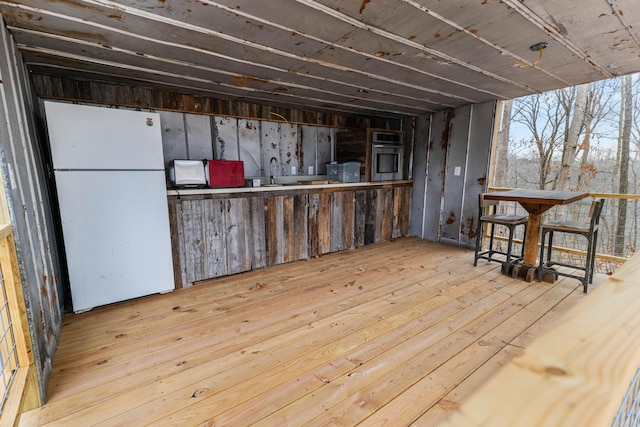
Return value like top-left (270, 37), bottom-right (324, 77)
top-left (484, 189), bottom-right (589, 281)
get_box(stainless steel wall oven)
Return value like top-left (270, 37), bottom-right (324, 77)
top-left (336, 128), bottom-right (404, 181)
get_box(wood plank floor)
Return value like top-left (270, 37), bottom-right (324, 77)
top-left (19, 238), bottom-right (604, 426)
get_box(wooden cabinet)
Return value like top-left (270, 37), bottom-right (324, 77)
top-left (168, 182), bottom-right (412, 287)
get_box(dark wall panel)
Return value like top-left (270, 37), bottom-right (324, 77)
top-left (0, 19), bottom-right (64, 402)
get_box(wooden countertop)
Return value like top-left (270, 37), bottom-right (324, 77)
top-left (166, 180), bottom-right (413, 196)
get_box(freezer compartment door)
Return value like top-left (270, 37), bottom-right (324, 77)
top-left (55, 170), bottom-right (174, 312)
top-left (45, 101), bottom-right (164, 170)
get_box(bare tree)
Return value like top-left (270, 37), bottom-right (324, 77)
top-left (493, 100), bottom-right (512, 188)
top-left (577, 80), bottom-right (618, 190)
top-left (614, 75), bottom-right (632, 256)
top-left (511, 93), bottom-right (565, 189)
top-left (555, 84), bottom-right (589, 190)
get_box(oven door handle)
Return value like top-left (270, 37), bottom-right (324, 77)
top-left (372, 143), bottom-right (403, 148)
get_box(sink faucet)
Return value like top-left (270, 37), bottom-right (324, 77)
top-left (270, 157), bottom-right (279, 185)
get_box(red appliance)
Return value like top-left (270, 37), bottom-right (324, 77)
top-left (206, 160), bottom-right (244, 187)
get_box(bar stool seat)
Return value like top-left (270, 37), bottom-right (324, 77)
top-left (474, 194), bottom-right (528, 273)
top-left (538, 198), bottom-right (605, 293)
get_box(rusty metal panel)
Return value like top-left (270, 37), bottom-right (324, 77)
top-left (409, 114), bottom-right (431, 238)
top-left (213, 116), bottom-right (239, 160)
top-left (261, 121), bottom-right (282, 178)
top-left (279, 124), bottom-right (299, 176)
top-left (0, 22), bottom-right (63, 402)
top-left (441, 105), bottom-right (472, 246)
top-left (159, 111), bottom-right (186, 168)
top-left (460, 101), bottom-right (496, 248)
top-left (316, 127), bottom-right (333, 175)
top-left (422, 109), bottom-right (451, 241)
top-left (238, 119), bottom-right (262, 177)
top-left (300, 125), bottom-right (317, 176)
top-left (184, 114), bottom-right (213, 160)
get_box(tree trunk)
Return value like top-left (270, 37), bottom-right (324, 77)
top-left (493, 100), bottom-right (511, 189)
top-left (614, 75), bottom-right (632, 256)
top-left (555, 84), bottom-right (589, 190)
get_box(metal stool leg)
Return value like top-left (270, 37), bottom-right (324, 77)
top-left (520, 223), bottom-right (527, 261)
top-left (474, 219), bottom-right (483, 266)
top-left (488, 223), bottom-right (496, 260)
top-left (505, 225), bottom-right (515, 267)
top-left (538, 229), bottom-right (547, 282)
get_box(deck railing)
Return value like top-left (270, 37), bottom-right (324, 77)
top-left (484, 188), bottom-right (639, 274)
top-left (445, 250), bottom-right (640, 426)
top-left (0, 224), bottom-right (39, 426)
top-left (613, 367), bottom-right (640, 427)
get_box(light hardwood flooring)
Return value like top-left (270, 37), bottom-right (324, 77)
top-left (19, 238), bottom-right (602, 426)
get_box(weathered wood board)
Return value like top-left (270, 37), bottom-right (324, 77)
top-left (168, 183), bottom-right (411, 285)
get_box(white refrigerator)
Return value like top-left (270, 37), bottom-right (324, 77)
top-left (45, 101), bottom-right (174, 313)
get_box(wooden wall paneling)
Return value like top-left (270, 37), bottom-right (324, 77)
top-left (364, 189), bottom-right (377, 245)
top-left (89, 81), bottom-right (117, 104)
top-left (317, 192), bottom-right (332, 255)
top-left (330, 192), bottom-right (343, 252)
top-left (159, 111), bottom-right (187, 169)
top-left (192, 96), bottom-right (213, 115)
top-left (224, 198), bottom-right (250, 275)
top-left (283, 195), bottom-right (295, 263)
top-left (373, 189), bottom-right (383, 242)
top-left (203, 199), bottom-right (228, 279)
top-left (132, 86), bottom-right (153, 109)
top-left (380, 186), bottom-right (394, 241)
top-left (167, 201), bottom-right (185, 289)
top-left (180, 94), bottom-right (196, 112)
top-left (238, 119), bottom-right (262, 176)
top-left (162, 91), bottom-right (184, 111)
top-left (341, 191), bottom-right (355, 250)
top-left (353, 190), bottom-right (366, 248)
top-left (316, 127), bottom-right (333, 174)
top-left (181, 199), bottom-right (205, 285)
top-left (308, 193), bottom-right (320, 258)
top-left (213, 116), bottom-right (240, 160)
top-left (33, 75), bottom-right (405, 132)
top-left (398, 186), bottom-right (412, 237)
top-left (115, 85), bottom-right (134, 105)
top-left (280, 124), bottom-right (300, 176)
top-left (184, 114), bottom-right (213, 160)
top-left (265, 196), bottom-right (285, 266)
top-left (247, 196), bottom-right (266, 269)
top-left (293, 194), bottom-right (309, 261)
top-left (261, 121), bottom-right (282, 178)
top-left (391, 187), bottom-right (403, 239)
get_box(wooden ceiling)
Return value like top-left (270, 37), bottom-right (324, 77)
top-left (1, 0), bottom-right (639, 117)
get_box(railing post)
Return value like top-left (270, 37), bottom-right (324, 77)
top-left (0, 226), bottom-right (42, 424)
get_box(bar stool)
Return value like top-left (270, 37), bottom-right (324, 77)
top-left (473, 193), bottom-right (528, 273)
top-left (538, 198), bottom-right (605, 293)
